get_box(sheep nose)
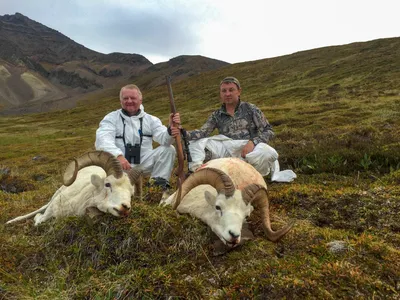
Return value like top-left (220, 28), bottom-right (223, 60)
top-left (229, 230), bottom-right (240, 244)
top-left (121, 204), bottom-right (130, 211)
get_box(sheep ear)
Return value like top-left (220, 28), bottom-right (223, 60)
top-left (91, 174), bottom-right (104, 188)
top-left (204, 190), bottom-right (217, 207)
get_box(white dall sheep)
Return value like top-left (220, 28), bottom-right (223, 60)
top-left (6, 151), bottom-right (142, 226)
top-left (161, 157), bottom-right (293, 247)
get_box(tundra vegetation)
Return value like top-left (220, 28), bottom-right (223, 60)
top-left (0, 38), bottom-right (399, 299)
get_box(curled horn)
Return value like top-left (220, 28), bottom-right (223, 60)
top-left (242, 184), bottom-right (293, 242)
top-left (63, 151), bottom-right (123, 186)
top-left (127, 168), bottom-right (143, 200)
top-left (173, 167), bottom-right (235, 210)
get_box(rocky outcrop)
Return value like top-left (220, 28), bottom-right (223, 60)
top-left (50, 68), bottom-right (102, 90)
top-left (99, 68), bottom-right (122, 78)
top-left (96, 52), bottom-right (152, 66)
top-left (131, 55), bottom-right (229, 88)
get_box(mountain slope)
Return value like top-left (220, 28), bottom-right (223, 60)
top-left (127, 37), bottom-right (399, 124)
top-left (130, 55), bottom-right (229, 89)
top-left (0, 13), bottom-right (229, 115)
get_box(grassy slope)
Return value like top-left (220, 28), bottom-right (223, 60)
top-left (0, 37), bottom-right (399, 299)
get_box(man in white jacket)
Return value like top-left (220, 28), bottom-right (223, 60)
top-left (95, 84), bottom-right (180, 189)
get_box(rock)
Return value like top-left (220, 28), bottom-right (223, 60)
top-left (0, 167), bottom-right (10, 176)
top-left (32, 155), bottom-right (45, 161)
top-left (326, 240), bottom-right (350, 253)
top-left (32, 174), bottom-right (47, 181)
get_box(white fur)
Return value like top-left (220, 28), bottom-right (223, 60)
top-left (160, 158), bottom-right (265, 247)
top-left (6, 166), bottom-right (135, 226)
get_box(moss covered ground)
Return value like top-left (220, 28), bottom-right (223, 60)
top-left (0, 37), bottom-right (399, 299)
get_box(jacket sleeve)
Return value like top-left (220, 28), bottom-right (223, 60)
top-left (186, 112), bottom-right (217, 141)
top-left (149, 115), bottom-right (174, 146)
top-left (95, 112), bottom-right (124, 157)
top-left (251, 106), bottom-right (275, 145)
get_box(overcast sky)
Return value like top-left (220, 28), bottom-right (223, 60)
top-left (1, 0), bottom-right (399, 64)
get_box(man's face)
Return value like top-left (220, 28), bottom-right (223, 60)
top-left (120, 88), bottom-right (142, 115)
top-left (220, 82), bottom-right (241, 106)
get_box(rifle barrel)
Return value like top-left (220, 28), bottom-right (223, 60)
top-left (166, 76), bottom-right (176, 113)
top-left (165, 75), bottom-right (185, 199)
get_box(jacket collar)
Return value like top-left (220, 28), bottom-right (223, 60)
top-left (121, 109), bottom-right (141, 116)
top-left (221, 99), bottom-right (241, 114)
top-left (120, 104), bottom-right (145, 119)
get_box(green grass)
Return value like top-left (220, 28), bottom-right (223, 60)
top-left (0, 37), bottom-right (399, 299)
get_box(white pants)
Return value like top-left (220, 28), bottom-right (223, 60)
top-left (188, 135), bottom-right (296, 182)
top-left (133, 145), bottom-right (176, 181)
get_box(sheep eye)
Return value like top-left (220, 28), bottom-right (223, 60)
top-left (215, 205), bottom-right (221, 211)
top-left (105, 183), bottom-right (111, 188)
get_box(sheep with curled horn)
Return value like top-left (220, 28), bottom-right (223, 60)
top-left (160, 157), bottom-right (293, 248)
top-left (6, 151), bottom-right (142, 226)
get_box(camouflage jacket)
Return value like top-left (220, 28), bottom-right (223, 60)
top-left (186, 101), bottom-right (274, 145)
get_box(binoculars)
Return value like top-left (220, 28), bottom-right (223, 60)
top-left (125, 143), bottom-right (141, 164)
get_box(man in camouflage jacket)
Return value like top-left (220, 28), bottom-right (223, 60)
top-left (184, 77), bottom-right (296, 182)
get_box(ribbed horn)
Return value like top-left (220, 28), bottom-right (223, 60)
top-left (242, 184), bottom-right (293, 242)
top-left (127, 168), bottom-right (142, 200)
top-left (173, 167), bottom-right (235, 210)
top-left (63, 151), bottom-right (123, 186)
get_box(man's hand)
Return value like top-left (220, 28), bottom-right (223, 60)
top-left (241, 140), bottom-right (255, 158)
top-left (169, 112), bottom-right (181, 127)
top-left (169, 112), bottom-right (182, 137)
top-left (117, 155), bottom-right (131, 170)
top-left (170, 126), bottom-right (180, 137)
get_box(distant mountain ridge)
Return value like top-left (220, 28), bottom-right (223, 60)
top-left (0, 12), bottom-right (102, 63)
top-left (0, 12), bottom-right (229, 115)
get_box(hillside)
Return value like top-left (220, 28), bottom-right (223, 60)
top-left (0, 13), bottom-right (229, 115)
top-left (131, 55), bottom-right (229, 89)
top-left (0, 37), bottom-right (399, 299)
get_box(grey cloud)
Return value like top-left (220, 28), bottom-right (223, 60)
top-left (85, 6), bottom-right (200, 56)
top-left (0, 0), bottom-right (202, 59)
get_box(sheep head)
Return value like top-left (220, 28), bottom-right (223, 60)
top-left (172, 167), bottom-right (250, 246)
top-left (172, 159), bottom-right (293, 246)
top-left (62, 151), bottom-right (142, 217)
top-left (204, 188), bottom-right (253, 247)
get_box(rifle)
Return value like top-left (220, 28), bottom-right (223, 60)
top-left (166, 76), bottom-right (186, 209)
top-left (181, 128), bottom-right (192, 164)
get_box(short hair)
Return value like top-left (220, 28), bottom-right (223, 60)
top-left (220, 76), bottom-right (241, 89)
top-left (120, 84), bottom-right (142, 100)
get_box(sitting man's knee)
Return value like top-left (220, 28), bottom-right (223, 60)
top-left (258, 143), bottom-right (279, 162)
top-left (160, 145), bottom-right (176, 155)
